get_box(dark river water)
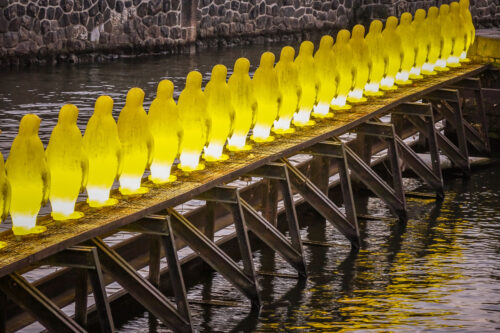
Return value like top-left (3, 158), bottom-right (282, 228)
top-left (1, 44), bottom-right (499, 332)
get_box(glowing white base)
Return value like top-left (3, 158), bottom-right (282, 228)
top-left (331, 95), bottom-right (347, 107)
top-left (11, 214), bottom-right (46, 236)
top-left (312, 103), bottom-right (330, 116)
top-left (380, 77), bottom-right (397, 90)
top-left (435, 59), bottom-right (450, 71)
top-left (410, 67), bottom-right (421, 76)
top-left (293, 108), bottom-right (313, 126)
top-left (447, 56), bottom-right (461, 67)
top-left (252, 124), bottom-right (272, 141)
top-left (348, 89), bottom-right (363, 99)
top-left (460, 51), bottom-right (467, 59)
top-left (204, 143), bottom-right (224, 161)
top-left (422, 62), bottom-right (437, 75)
top-left (364, 82), bottom-right (380, 93)
top-left (178, 151), bottom-right (204, 171)
top-left (119, 175), bottom-right (147, 195)
top-left (51, 199), bottom-right (82, 220)
top-left (273, 117), bottom-right (293, 132)
top-left (227, 134), bottom-right (248, 150)
top-left (149, 163), bottom-right (176, 184)
top-left (87, 187), bottom-right (117, 207)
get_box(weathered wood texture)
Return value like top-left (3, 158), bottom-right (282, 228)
top-left (0, 63), bottom-right (488, 280)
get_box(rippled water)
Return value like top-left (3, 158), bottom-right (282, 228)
top-left (1, 45), bottom-right (499, 332)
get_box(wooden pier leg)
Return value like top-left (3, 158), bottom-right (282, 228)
top-left (262, 180), bottom-right (279, 226)
top-left (74, 269), bottom-right (88, 328)
top-left (149, 236), bottom-right (162, 288)
top-left (204, 201), bottom-right (216, 241)
top-left (0, 291), bottom-right (6, 333)
top-left (309, 156), bottom-right (330, 195)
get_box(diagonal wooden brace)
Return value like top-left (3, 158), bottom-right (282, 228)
top-left (89, 237), bottom-right (193, 333)
top-left (167, 208), bottom-right (261, 308)
top-left (281, 156), bottom-right (360, 247)
top-left (0, 273), bottom-right (86, 333)
top-left (40, 246), bottom-right (115, 333)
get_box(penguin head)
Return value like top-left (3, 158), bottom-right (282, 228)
top-left (414, 9), bottom-right (426, 22)
top-left (439, 4), bottom-right (450, 16)
top-left (156, 80), bottom-right (175, 99)
top-left (125, 87), bottom-right (145, 108)
top-left (185, 71), bottom-right (203, 90)
top-left (94, 96), bottom-right (114, 117)
top-left (319, 35), bottom-right (333, 50)
top-left (18, 114), bottom-right (41, 136)
top-left (234, 58), bottom-right (250, 75)
top-left (459, 0), bottom-right (469, 11)
top-left (336, 29), bottom-right (351, 44)
top-left (58, 104), bottom-right (79, 126)
top-left (298, 41), bottom-right (314, 57)
top-left (369, 20), bottom-right (383, 34)
top-left (400, 12), bottom-right (412, 26)
top-left (450, 2), bottom-right (460, 16)
top-left (259, 52), bottom-right (275, 69)
top-left (385, 16), bottom-right (398, 31)
top-left (428, 6), bottom-right (439, 19)
top-left (352, 25), bottom-right (365, 40)
top-left (280, 46), bottom-right (295, 63)
top-left (211, 64), bottom-right (228, 83)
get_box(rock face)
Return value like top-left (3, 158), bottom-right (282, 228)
top-left (0, 0), bottom-right (498, 67)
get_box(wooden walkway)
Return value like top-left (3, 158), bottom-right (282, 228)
top-left (0, 62), bottom-right (488, 278)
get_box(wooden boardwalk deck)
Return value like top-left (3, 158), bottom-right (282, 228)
top-left (0, 62), bottom-right (489, 279)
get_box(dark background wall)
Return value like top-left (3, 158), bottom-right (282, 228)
top-left (0, 0), bottom-right (498, 67)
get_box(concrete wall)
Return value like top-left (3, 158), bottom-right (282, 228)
top-left (0, 0), bottom-right (499, 67)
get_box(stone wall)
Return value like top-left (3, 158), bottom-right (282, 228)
top-left (0, 0), bottom-right (499, 67)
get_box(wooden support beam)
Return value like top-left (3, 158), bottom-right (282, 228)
top-left (0, 273), bottom-right (86, 333)
top-left (282, 157), bottom-right (360, 247)
top-left (89, 238), bottom-right (193, 333)
top-left (167, 208), bottom-right (261, 308)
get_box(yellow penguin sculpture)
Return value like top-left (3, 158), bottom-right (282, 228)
top-left (381, 16), bottom-right (403, 91)
top-left (274, 46), bottom-right (300, 134)
top-left (148, 80), bottom-right (180, 184)
top-left (410, 9), bottom-right (427, 79)
top-left (6, 114), bottom-right (49, 236)
top-left (178, 71), bottom-right (208, 171)
top-left (436, 4), bottom-right (452, 71)
top-left (117, 88), bottom-right (153, 195)
top-left (422, 6), bottom-right (440, 75)
top-left (460, 0), bottom-right (474, 62)
top-left (46, 105), bottom-right (88, 221)
top-left (348, 25), bottom-right (370, 103)
top-left (364, 20), bottom-right (385, 96)
top-left (83, 96), bottom-right (122, 208)
top-left (0, 146), bottom-right (10, 249)
top-left (331, 29), bottom-right (353, 110)
top-left (293, 41), bottom-right (317, 126)
top-left (204, 64), bottom-right (233, 161)
top-left (227, 58), bottom-right (256, 151)
top-left (313, 35), bottom-right (336, 118)
top-left (449, 2), bottom-right (466, 66)
top-left (395, 12), bottom-right (414, 85)
top-left (251, 52), bottom-right (281, 142)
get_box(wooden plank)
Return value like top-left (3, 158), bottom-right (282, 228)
top-left (0, 63), bottom-right (489, 279)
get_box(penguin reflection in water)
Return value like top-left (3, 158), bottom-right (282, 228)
top-left (204, 64), bottom-right (234, 162)
top-left (46, 104), bottom-right (88, 220)
top-left (117, 88), bottom-right (154, 195)
top-left (0, 135), bottom-right (11, 248)
top-left (6, 114), bottom-right (49, 236)
top-left (178, 71), bottom-right (208, 171)
top-left (148, 80), bottom-right (180, 183)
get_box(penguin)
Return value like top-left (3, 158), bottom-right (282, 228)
top-left (293, 40), bottom-right (317, 126)
top-left (83, 96), bottom-right (122, 208)
top-left (410, 9), bottom-right (427, 79)
top-left (251, 51), bottom-right (281, 142)
top-left (178, 71), bottom-right (208, 171)
top-left (348, 25), bottom-right (370, 103)
top-left (6, 114), bottom-right (49, 236)
top-left (274, 46), bottom-right (301, 134)
top-left (422, 6), bottom-right (441, 75)
top-left (395, 12), bottom-right (415, 85)
top-left (436, 4), bottom-right (452, 71)
top-left (46, 104), bottom-right (88, 221)
top-left (204, 64), bottom-right (234, 161)
top-left (449, 2), bottom-right (466, 66)
top-left (227, 58), bottom-right (256, 151)
top-left (460, 0), bottom-right (474, 62)
top-left (364, 20), bottom-right (385, 96)
top-left (117, 87), bottom-right (153, 195)
top-left (381, 16), bottom-right (403, 90)
top-left (331, 29), bottom-right (354, 110)
top-left (313, 35), bottom-right (336, 118)
top-left (0, 146), bottom-right (10, 249)
top-left (148, 80), bottom-right (180, 184)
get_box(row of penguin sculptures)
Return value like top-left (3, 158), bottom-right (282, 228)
top-left (0, 0), bottom-right (475, 238)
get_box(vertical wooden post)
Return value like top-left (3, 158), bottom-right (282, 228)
top-left (149, 236), bottom-right (162, 288)
top-left (262, 180), bottom-right (279, 227)
top-left (74, 269), bottom-right (88, 328)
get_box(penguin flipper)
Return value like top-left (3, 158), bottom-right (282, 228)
top-left (81, 156), bottom-right (89, 192)
top-left (147, 134), bottom-right (154, 168)
top-left (117, 147), bottom-right (124, 178)
top-left (41, 166), bottom-right (50, 206)
top-left (2, 181), bottom-right (11, 222)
